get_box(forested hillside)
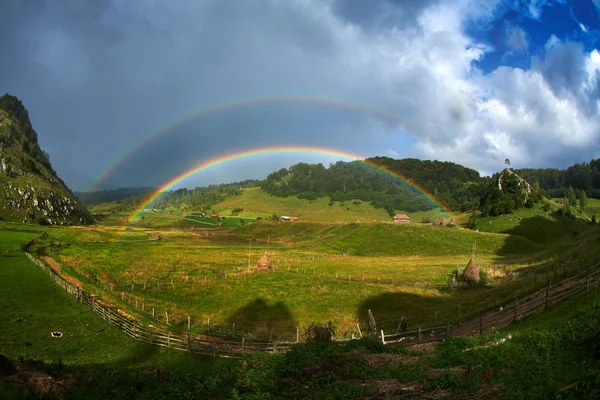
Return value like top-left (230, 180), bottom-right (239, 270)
top-left (261, 158), bottom-right (485, 215)
top-left (96, 179), bottom-right (263, 213)
top-left (515, 160), bottom-right (600, 198)
top-left (76, 187), bottom-right (156, 206)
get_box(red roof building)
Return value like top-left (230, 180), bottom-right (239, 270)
top-left (393, 214), bottom-right (410, 223)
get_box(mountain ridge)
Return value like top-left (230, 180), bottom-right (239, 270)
top-left (0, 94), bottom-right (94, 225)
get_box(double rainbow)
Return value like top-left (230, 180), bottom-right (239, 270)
top-left (127, 146), bottom-right (454, 221)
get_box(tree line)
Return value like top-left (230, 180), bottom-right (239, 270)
top-left (261, 158), bottom-right (484, 216)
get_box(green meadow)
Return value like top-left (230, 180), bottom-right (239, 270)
top-left (14, 216), bottom-right (592, 341)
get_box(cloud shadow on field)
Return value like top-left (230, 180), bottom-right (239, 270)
top-left (226, 297), bottom-right (298, 341)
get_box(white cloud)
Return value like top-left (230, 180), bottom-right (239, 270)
top-left (2, 0), bottom-right (600, 188)
top-left (506, 24), bottom-right (529, 52)
top-left (580, 23), bottom-right (588, 33)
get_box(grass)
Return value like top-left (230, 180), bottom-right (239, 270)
top-left (213, 187), bottom-right (392, 222)
top-left (0, 228), bottom-right (242, 398)
top-left (472, 203), bottom-right (592, 245)
top-left (1, 220), bottom-right (599, 398)
top-left (26, 219), bottom-right (584, 340)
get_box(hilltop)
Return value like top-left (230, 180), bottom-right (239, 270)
top-left (0, 94), bottom-right (93, 225)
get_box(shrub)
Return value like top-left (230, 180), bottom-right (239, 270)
top-left (304, 322), bottom-right (336, 343)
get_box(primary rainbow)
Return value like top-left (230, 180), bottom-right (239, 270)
top-left (87, 95), bottom-right (424, 193)
top-left (127, 146), bottom-right (454, 222)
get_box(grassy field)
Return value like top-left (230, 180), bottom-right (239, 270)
top-left (21, 218), bottom-right (589, 341)
top-left (2, 220), bottom-right (599, 398)
top-left (469, 203), bottom-right (592, 245)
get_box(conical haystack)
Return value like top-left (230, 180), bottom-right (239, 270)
top-left (257, 251), bottom-right (271, 272)
top-left (149, 233), bottom-right (162, 241)
top-left (462, 258), bottom-right (480, 284)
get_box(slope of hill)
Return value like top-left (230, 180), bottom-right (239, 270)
top-left (0, 94), bottom-right (93, 225)
top-left (214, 186), bottom-right (392, 222)
top-left (75, 186), bottom-right (156, 206)
top-left (261, 158), bottom-right (485, 215)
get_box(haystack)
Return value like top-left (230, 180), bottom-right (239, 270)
top-left (149, 233), bottom-right (162, 241)
top-left (462, 258), bottom-right (480, 284)
top-left (257, 251), bottom-right (271, 272)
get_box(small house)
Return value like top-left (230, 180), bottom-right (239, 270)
top-left (279, 216), bottom-right (291, 222)
top-left (393, 214), bottom-right (410, 223)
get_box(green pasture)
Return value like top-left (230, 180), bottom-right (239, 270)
top-left (0, 229), bottom-right (224, 369)
top-left (27, 220), bottom-right (591, 340)
top-left (472, 203), bottom-right (592, 244)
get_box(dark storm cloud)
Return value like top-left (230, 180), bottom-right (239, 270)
top-left (332, 0), bottom-right (439, 30)
top-left (2, 0), bottom-right (600, 190)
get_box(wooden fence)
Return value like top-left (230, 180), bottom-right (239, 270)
top-left (24, 252), bottom-right (600, 357)
top-left (25, 252), bottom-right (295, 358)
top-left (381, 261), bottom-right (600, 345)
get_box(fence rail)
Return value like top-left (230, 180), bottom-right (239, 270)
top-left (382, 261), bottom-right (600, 344)
top-left (24, 252), bottom-right (600, 358)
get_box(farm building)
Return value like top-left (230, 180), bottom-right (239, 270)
top-left (393, 214), bottom-right (410, 223)
top-left (279, 216), bottom-right (299, 222)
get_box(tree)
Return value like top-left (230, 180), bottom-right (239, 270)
top-left (567, 186), bottom-right (576, 208)
top-left (579, 191), bottom-right (588, 211)
top-left (505, 158), bottom-right (511, 168)
top-left (467, 213), bottom-right (477, 230)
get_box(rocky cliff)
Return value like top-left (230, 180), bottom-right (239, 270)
top-left (0, 94), bottom-right (94, 225)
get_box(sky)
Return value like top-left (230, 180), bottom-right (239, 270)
top-left (1, 0), bottom-right (600, 191)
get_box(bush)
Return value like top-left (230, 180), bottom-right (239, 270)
top-left (304, 322), bottom-right (336, 343)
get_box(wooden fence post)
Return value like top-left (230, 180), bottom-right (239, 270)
top-left (273, 341), bottom-right (278, 354)
top-left (242, 337), bottom-right (245, 355)
top-left (232, 322), bottom-right (236, 336)
top-left (165, 311), bottom-right (169, 324)
top-left (417, 327), bottom-right (422, 344)
top-left (152, 307), bottom-right (155, 318)
top-left (167, 332), bottom-right (171, 347)
top-left (380, 330), bottom-right (385, 344)
top-left (356, 323), bottom-right (363, 338)
top-left (586, 269), bottom-right (590, 291)
top-left (367, 309), bottom-right (378, 338)
top-left (188, 316), bottom-right (191, 330)
top-left (296, 327), bottom-right (300, 342)
top-left (396, 316), bottom-right (404, 333)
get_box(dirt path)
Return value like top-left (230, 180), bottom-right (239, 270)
top-left (40, 255), bottom-right (84, 289)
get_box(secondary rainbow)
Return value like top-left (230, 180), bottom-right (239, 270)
top-left (127, 146), bottom-right (454, 222)
top-left (87, 95), bottom-right (426, 193)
